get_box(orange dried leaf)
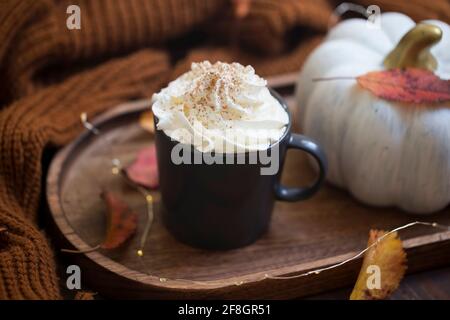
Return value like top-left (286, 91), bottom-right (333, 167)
top-left (74, 291), bottom-right (96, 300)
top-left (350, 230), bottom-right (407, 300)
top-left (232, 0), bottom-right (252, 19)
top-left (357, 68), bottom-right (450, 104)
top-left (139, 111), bottom-right (154, 133)
top-left (100, 191), bottom-right (138, 250)
top-left (125, 144), bottom-right (159, 189)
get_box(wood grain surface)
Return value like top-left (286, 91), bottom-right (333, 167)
top-left (46, 97), bottom-right (450, 299)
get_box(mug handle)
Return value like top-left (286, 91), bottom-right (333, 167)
top-left (275, 133), bottom-right (327, 202)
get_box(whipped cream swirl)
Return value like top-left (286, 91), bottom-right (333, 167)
top-left (152, 61), bottom-right (288, 153)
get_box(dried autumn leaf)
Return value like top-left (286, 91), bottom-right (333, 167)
top-left (0, 227), bottom-right (6, 233)
top-left (357, 68), bottom-right (450, 104)
top-left (139, 111), bottom-right (154, 134)
top-left (350, 230), bottom-right (407, 300)
top-left (100, 191), bottom-right (138, 250)
top-left (124, 144), bottom-right (159, 189)
top-left (74, 291), bottom-right (96, 300)
top-left (232, 0), bottom-right (252, 19)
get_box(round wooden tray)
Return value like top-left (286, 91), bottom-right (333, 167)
top-left (47, 99), bottom-right (450, 299)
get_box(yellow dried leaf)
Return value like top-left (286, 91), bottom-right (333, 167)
top-left (139, 111), bottom-right (154, 134)
top-left (350, 230), bottom-right (407, 300)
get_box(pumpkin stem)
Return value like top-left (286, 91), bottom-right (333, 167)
top-left (383, 23), bottom-right (442, 71)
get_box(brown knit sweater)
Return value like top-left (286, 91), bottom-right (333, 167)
top-left (0, 0), bottom-right (448, 300)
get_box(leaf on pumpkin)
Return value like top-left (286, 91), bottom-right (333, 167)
top-left (74, 291), bottom-right (96, 300)
top-left (100, 191), bottom-right (138, 250)
top-left (124, 144), bottom-right (159, 189)
top-left (139, 111), bottom-right (155, 134)
top-left (357, 68), bottom-right (450, 104)
top-left (350, 230), bottom-right (407, 300)
top-left (232, 0), bottom-right (252, 19)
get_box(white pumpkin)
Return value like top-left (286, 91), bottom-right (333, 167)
top-left (296, 12), bottom-right (450, 214)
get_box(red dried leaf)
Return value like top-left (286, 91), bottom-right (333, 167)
top-left (357, 68), bottom-right (450, 104)
top-left (125, 144), bottom-right (159, 189)
top-left (100, 191), bottom-right (138, 250)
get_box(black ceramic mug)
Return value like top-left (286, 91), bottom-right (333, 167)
top-left (154, 89), bottom-right (327, 250)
